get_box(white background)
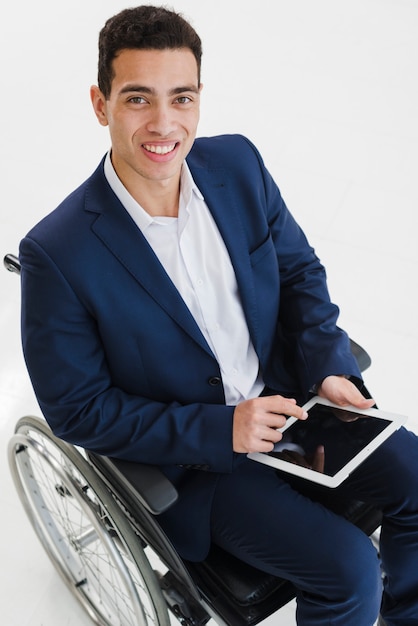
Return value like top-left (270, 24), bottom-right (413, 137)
top-left (1, 1), bottom-right (417, 624)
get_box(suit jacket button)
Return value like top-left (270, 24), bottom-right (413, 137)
top-left (208, 376), bottom-right (222, 386)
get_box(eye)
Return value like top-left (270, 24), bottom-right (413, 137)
top-left (128, 96), bottom-right (147, 104)
top-left (175, 96), bottom-right (192, 104)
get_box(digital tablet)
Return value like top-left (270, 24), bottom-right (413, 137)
top-left (248, 396), bottom-right (407, 488)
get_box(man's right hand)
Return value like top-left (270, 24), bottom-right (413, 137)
top-left (232, 395), bottom-right (308, 453)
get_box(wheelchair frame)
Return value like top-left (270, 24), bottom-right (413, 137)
top-left (5, 252), bottom-right (382, 626)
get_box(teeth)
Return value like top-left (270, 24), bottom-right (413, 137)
top-left (144, 143), bottom-right (176, 155)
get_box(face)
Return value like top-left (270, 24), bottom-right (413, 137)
top-left (91, 48), bottom-right (202, 195)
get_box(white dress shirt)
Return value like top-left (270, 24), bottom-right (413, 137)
top-left (104, 153), bottom-right (264, 405)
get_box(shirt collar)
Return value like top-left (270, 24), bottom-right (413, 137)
top-left (103, 151), bottom-right (203, 232)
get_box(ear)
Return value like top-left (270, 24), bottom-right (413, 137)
top-left (90, 85), bottom-right (109, 127)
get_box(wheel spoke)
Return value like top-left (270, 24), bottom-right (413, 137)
top-left (8, 418), bottom-right (170, 626)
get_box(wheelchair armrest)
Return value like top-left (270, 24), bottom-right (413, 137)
top-left (87, 452), bottom-right (178, 515)
top-left (349, 338), bottom-right (371, 373)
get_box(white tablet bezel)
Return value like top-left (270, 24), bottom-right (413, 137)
top-left (248, 396), bottom-right (407, 488)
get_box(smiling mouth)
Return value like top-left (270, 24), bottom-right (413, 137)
top-left (143, 143), bottom-right (177, 155)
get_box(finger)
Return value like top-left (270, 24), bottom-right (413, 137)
top-left (351, 395), bottom-right (375, 410)
top-left (264, 415), bottom-right (288, 431)
top-left (280, 450), bottom-right (310, 468)
top-left (344, 385), bottom-right (375, 409)
top-left (260, 424), bottom-right (285, 444)
top-left (249, 432), bottom-right (283, 454)
top-left (268, 396), bottom-right (308, 420)
top-left (312, 445), bottom-right (325, 473)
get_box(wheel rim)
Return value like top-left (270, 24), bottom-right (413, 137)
top-left (9, 423), bottom-right (169, 626)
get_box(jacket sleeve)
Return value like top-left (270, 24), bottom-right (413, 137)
top-left (19, 236), bottom-right (235, 472)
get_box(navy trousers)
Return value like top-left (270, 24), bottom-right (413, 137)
top-left (210, 427), bottom-right (418, 625)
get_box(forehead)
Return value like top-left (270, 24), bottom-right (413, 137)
top-left (110, 48), bottom-right (199, 92)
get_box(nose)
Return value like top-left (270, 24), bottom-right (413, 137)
top-left (146, 104), bottom-right (176, 136)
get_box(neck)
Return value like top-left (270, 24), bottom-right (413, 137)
top-left (133, 181), bottom-right (180, 217)
top-left (111, 156), bottom-right (182, 217)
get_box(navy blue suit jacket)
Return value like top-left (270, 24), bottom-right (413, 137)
top-left (20, 135), bottom-right (361, 560)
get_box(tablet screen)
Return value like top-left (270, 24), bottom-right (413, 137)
top-left (267, 403), bottom-right (391, 477)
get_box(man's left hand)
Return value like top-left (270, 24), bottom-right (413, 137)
top-left (318, 375), bottom-right (375, 409)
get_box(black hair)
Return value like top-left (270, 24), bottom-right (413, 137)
top-left (97, 5), bottom-right (202, 97)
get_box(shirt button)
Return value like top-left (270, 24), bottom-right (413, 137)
top-left (208, 376), bottom-right (222, 386)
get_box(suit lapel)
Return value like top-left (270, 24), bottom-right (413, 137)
top-left (190, 166), bottom-right (259, 351)
top-left (86, 173), bottom-right (214, 356)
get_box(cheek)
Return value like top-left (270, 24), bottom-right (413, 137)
top-left (108, 116), bottom-right (137, 144)
top-left (185, 112), bottom-right (200, 137)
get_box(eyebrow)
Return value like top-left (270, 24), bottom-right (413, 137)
top-left (118, 84), bottom-right (200, 96)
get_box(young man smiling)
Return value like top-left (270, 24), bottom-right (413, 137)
top-left (19, 6), bottom-right (418, 625)
top-left (90, 47), bottom-right (202, 215)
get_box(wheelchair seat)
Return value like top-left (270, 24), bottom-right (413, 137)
top-left (88, 450), bottom-right (382, 626)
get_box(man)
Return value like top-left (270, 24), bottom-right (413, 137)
top-left (19, 6), bottom-right (418, 625)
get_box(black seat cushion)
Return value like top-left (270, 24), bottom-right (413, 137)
top-left (188, 544), bottom-right (293, 607)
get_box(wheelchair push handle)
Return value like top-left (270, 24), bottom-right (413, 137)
top-left (3, 253), bottom-right (21, 275)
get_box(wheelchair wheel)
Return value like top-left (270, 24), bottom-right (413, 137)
top-left (8, 415), bottom-right (171, 626)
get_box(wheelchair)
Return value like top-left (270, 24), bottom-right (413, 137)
top-left (4, 252), bottom-right (382, 626)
